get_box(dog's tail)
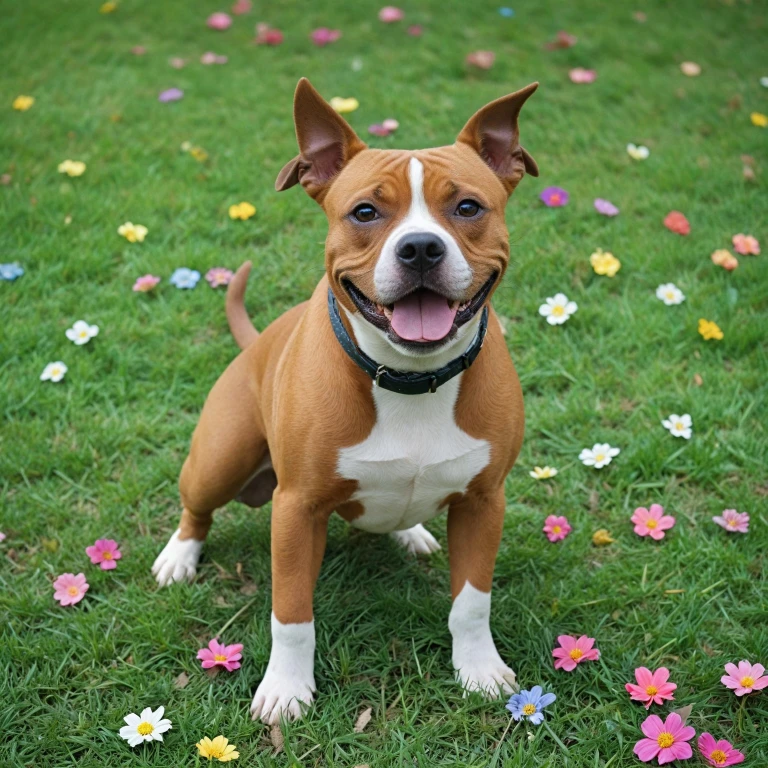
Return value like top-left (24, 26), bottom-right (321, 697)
top-left (226, 261), bottom-right (259, 350)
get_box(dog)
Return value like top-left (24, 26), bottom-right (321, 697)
top-left (152, 77), bottom-right (538, 724)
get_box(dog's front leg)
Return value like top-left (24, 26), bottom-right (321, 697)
top-left (250, 488), bottom-right (330, 725)
top-left (447, 487), bottom-right (517, 697)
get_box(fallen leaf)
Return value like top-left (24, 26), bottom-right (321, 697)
top-left (205, 666), bottom-right (220, 679)
top-left (173, 671), bottom-right (190, 689)
top-left (270, 724), bottom-right (284, 753)
top-left (743, 165), bottom-right (756, 181)
top-left (213, 595), bottom-right (232, 608)
top-left (236, 561), bottom-right (244, 580)
top-left (42, 537), bottom-right (59, 552)
top-left (588, 490), bottom-right (599, 513)
top-left (693, 373), bottom-right (703, 387)
top-left (239, 582), bottom-right (258, 596)
top-left (672, 704), bottom-right (693, 725)
top-left (465, 50), bottom-right (495, 70)
top-left (354, 707), bottom-right (372, 733)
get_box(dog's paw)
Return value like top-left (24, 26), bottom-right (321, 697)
top-left (151, 529), bottom-right (202, 586)
top-left (454, 651), bottom-right (517, 698)
top-left (390, 524), bottom-right (441, 555)
top-left (250, 670), bottom-right (315, 725)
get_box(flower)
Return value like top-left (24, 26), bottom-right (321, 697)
top-left (329, 97), bottom-right (359, 114)
top-left (712, 509), bottom-right (749, 533)
top-left (159, 88), bottom-right (184, 103)
top-left (118, 222), bottom-right (148, 243)
top-left (529, 466), bottom-right (557, 480)
top-left (663, 211), bottom-right (690, 235)
top-left (543, 515), bottom-right (571, 543)
top-left (169, 57), bottom-right (186, 69)
top-left (232, 0), bottom-right (251, 14)
top-left (58, 160), bottom-right (86, 177)
top-left (731, 233), bottom-right (760, 255)
top-left (254, 23), bottom-right (283, 45)
top-left (0, 532), bottom-right (5, 541)
top-left (711, 249), bottom-right (738, 271)
top-left (539, 186), bottom-right (569, 207)
top-left (407, 24), bottom-right (423, 36)
top-left (594, 198), bottom-right (619, 216)
top-left (196, 735), bottom-right (240, 762)
top-left (579, 443), bottom-right (619, 469)
top-left (680, 61), bottom-right (701, 76)
top-left (133, 274), bottom-right (161, 292)
top-left (655, 283), bottom-right (685, 305)
top-left (66, 320), bottom-right (99, 346)
top-left (379, 6), bottom-right (404, 22)
top-left (589, 248), bottom-right (621, 276)
top-left (751, 112), bottom-right (767, 127)
top-left (190, 147), bottom-right (209, 161)
top-left (197, 638), bottom-right (244, 672)
top-left (206, 267), bottom-right (234, 288)
top-left (13, 95), bottom-right (34, 111)
top-left (53, 573), bottom-right (89, 606)
top-left (310, 27), bottom-right (341, 46)
top-left (544, 30), bottom-right (577, 49)
top-left (627, 143), bottom-right (650, 160)
top-left (633, 712), bottom-right (695, 764)
top-left (721, 661), bottom-right (768, 696)
top-left (170, 268), bottom-right (201, 289)
top-left (40, 362), bottom-right (68, 383)
top-left (200, 52), bottom-right (227, 65)
top-left (100, 1), bottom-right (117, 12)
top-left (119, 706), bottom-right (172, 746)
top-left (0, 262), bottom-right (24, 281)
top-left (465, 51), bottom-right (495, 70)
top-left (761, 76), bottom-right (768, 88)
top-left (85, 538), bottom-right (122, 570)
top-left (698, 733), bottom-right (745, 766)
top-left (698, 318), bottom-right (723, 341)
top-left (552, 635), bottom-right (600, 671)
top-left (131, 45), bottom-right (147, 55)
top-left (228, 201), bottom-right (256, 220)
top-left (592, 529), bottom-right (614, 546)
top-left (538, 293), bottom-right (577, 325)
top-left (369, 119), bottom-right (399, 137)
top-left (569, 68), bottom-right (597, 84)
top-left (625, 667), bottom-right (677, 709)
top-left (631, 504), bottom-right (675, 540)
top-left (661, 413), bottom-right (692, 439)
top-left (499, 6), bottom-right (515, 17)
top-left (505, 686), bottom-right (556, 724)
top-left (207, 12), bottom-right (232, 30)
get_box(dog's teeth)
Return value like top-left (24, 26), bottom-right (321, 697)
top-left (450, 300), bottom-right (460, 310)
top-left (383, 306), bottom-right (393, 320)
top-left (459, 301), bottom-right (470, 311)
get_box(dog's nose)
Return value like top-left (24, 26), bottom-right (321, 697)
top-left (395, 232), bottom-right (446, 272)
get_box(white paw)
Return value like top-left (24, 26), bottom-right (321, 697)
top-left (250, 669), bottom-right (315, 725)
top-left (454, 651), bottom-right (517, 698)
top-left (151, 529), bottom-right (202, 586)
top-left (391, 524), bottom-right (441, 555)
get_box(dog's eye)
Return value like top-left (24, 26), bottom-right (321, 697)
top-left (352, 204), bottom-right (378, 223)
top-left (456, 199), bottom-right (481, 217)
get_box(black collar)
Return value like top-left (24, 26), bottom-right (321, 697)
top-left (327, 288), bottom-right (488, 395)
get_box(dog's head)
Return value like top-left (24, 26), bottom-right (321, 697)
top-left (277, 78), bottom-right (538, 355)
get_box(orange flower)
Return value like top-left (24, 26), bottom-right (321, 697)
top-left (711, 249), bottom-right (738, 271)
top-left (731, 233), bottom-right (759, 255)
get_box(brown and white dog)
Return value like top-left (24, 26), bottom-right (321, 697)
top-left (152, 78), bottom-right (538, 724)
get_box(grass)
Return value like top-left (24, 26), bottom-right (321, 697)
top-left (1, 0), bottom-right (767, 765)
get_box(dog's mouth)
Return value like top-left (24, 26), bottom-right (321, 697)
top-left (343, 274), bottom-right (497, 347)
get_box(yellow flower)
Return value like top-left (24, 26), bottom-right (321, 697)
top-left (529, 466), bottom-right (558, 480)
top-left (196, 735), bottom-right (239, 762)
top-left (118, 222), bottom-right (148, 243)
top-left (228, 202), bottom-right (256, 220)
top-left (750, 112), bottom-right (767, 128)
top-left (589, 248), bottom-right (621, 277)
top-left (58, 160), bottom-right (86, 177)
top-left (190, 147), bottom-right (209, 162)
top-left (100, 1), bottom-right (118, 12)
top-left (13, 95), bottom-right (35, 111)
top-left (698, 318), bottom-right (723, 341)
top-left (330, 96), bottom-right (359, 114)
top-left (592, 529), bottom-right (615, 546)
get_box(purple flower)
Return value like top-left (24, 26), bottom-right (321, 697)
top-left (594, 198), bottom-right (619, 216)
top-left (540, 186), bottom-right (569, 207)
top-left (159, 88), bottom-right (184, 103)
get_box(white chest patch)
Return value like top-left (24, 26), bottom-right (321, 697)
top-left (337, 377), bottom-right (490, 533)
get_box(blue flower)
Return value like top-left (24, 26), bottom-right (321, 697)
top-left (0, 262), bottom-right (24, 281)
top-left (499, 7), bottom-right (515, 17)
top-left (170, 267), bottom-right (201, 289)
top-left (506, 685), bottom-right (556, 725)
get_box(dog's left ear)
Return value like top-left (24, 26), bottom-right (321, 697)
top-left (456, 82), bottom-right (539, 193)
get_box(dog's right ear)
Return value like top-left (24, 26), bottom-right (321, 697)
top-left (275, 78), bottom-right (367, 202)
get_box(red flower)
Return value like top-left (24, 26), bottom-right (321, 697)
top-left (663, 211), bottom-right (690, 235)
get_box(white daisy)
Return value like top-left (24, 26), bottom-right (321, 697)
top-left (65, 320), bottom-right (99, 345)
top-left (655, 283), bottom-right (685, 305)
top-left (579, 443), bottom-right (620, 469)
top-left (119, 706), bottom-right (172, 747)
top-left (530, 466), bottom-right (558, 480)
top-left (627, 143), bottom-right (650, 160)
top-left (538, 293), bottom-right (578, 325)
top-left (40, 361), bottom-right (68, 382)
top-left (661, 413), bottom-right (692, 440)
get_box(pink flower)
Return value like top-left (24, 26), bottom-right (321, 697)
top-left (310, 27), bottom-right (341, 46)
top-left (594, 198), bottom-right (619, 216)
top-left (569, 68), bottom-right (597, 84)
top-left (465, 50), bottom-right (495, 70)
top-left (169, 57), bottom-right (186, 69)
top-left (0, 532), bottom-right (6, 541)
top-left (205, 267), bottom-right (234, 288)
top-left (631, 504), bottom-right (675, 540)
top-left (721, 660), bottom-right (768, 696)
top-left (255, 23), bottom-right (283, 45)
top-left (543, 515), bottom-right (572, 542)
top-left (540, 186), bottom-right (569, 207)
top-left (133, 274), bottom-right (161, 292)
top-left (552, 635), bottom-right (600, 671)
top-left (159, 88), bottom-right (184, 103)
top-left (634, 712), bottom-right (695, 764)
top-left (201, 51), bottom-right (228, 65)
top-left (231, 0), bottom-right (251, 14)
top-left (731, 233), bottom-right (759, 255)
top-left (698, 733), bottom-right (745, 766)
top-left (663, 211), bottom-right (690, 235)
top-left (545, 30), bottom-right (577, 50)
top-left (85, 538), bottom-right (122, 570)
top-left (207, 12), bottom-right (232, 30)
top-left (197, 638), bottom-right (244, 672)
top-left (713, 509), bottom-right (749, 533)
top-left (625, 667), bottom-right (677, 708)
top-left (379, 6), bottom-right (404, 22)
top-left (407, 24), bottom-right (423, 36)
top-left (53, 573), bottom-right (89, 606)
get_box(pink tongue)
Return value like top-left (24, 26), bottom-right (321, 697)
top-left (391, 290), bottom-right (458, 342)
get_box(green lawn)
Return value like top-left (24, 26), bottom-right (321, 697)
top-left (1, 0), bottom-right (766, 765)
